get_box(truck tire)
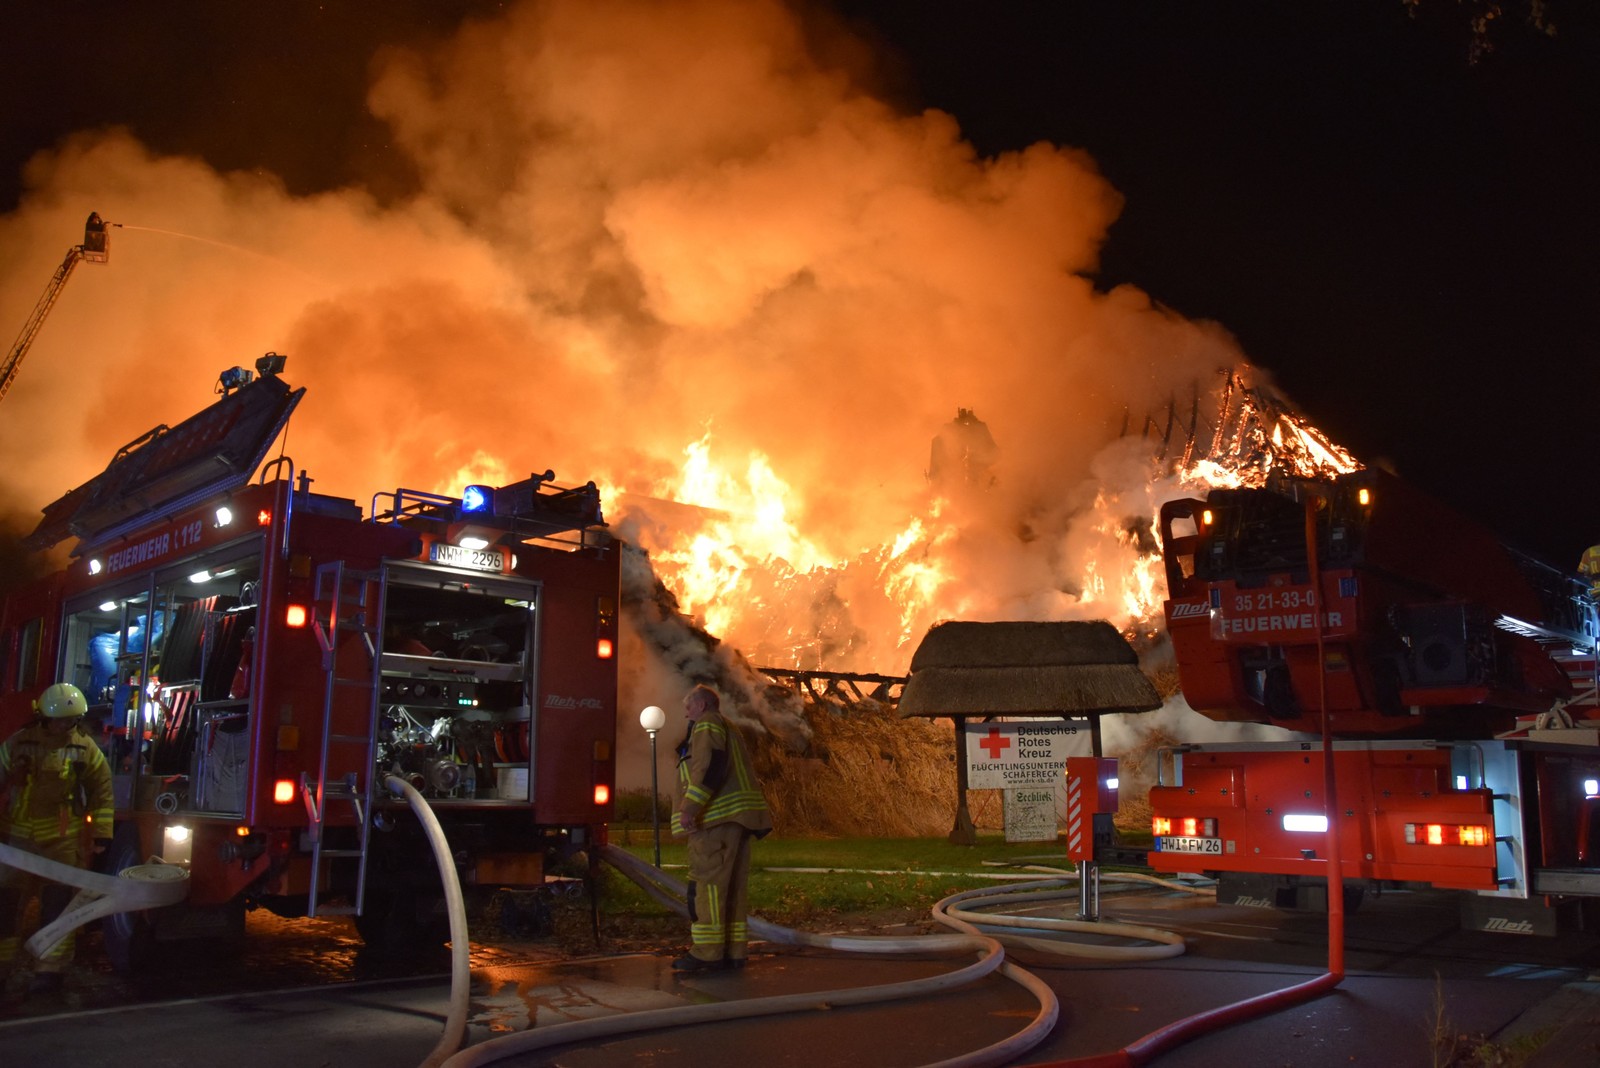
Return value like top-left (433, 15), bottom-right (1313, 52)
top-left (100, 824), bottom-right (156, 974)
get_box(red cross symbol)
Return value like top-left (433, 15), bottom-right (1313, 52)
top-left (978, 727), bottom-right (1011, 759)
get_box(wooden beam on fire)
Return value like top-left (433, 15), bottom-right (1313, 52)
top-left (755, 667), bottom-right (906, 706)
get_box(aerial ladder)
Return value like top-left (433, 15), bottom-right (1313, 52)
top-left (0, 212), bottom-right (110, 404)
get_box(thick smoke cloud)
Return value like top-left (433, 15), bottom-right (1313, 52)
top-left (0, 1), bottom-right (1250, 780)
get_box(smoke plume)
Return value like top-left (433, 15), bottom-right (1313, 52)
top-left (0, 1), bottom-right (1265, 784)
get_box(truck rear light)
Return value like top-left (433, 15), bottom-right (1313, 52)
top-left (596, 637), bottom-right (614, 659)
top-left (1405, 822), bottom-right (1490, 846)
top-left (273, 779), bottom-right (297, 804)
top-left (285, 604), bottom-right (308, 628)
top-left (594, 784), bottom-right (611, 805)
top-left (1153, 817), bottom-right (1171, 836)
top-left (1153, 816), bottom-right (1216, 837)
top-left (257, 509), bottom-right (272, 526)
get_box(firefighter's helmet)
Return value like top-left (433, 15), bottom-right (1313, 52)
top-left (36, 682), bottom-right (88, 719)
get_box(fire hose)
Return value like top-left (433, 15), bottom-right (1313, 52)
top-left (0, 840), bottom-right (189, 962)
top-left (398, 813), bottom-right (1200, 1068)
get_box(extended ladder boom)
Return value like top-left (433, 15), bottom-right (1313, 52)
top-left (0, 212), bottom-right (109, 404)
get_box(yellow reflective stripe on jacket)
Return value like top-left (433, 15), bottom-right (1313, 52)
top-left (672, 712), bottom-right (770, 834)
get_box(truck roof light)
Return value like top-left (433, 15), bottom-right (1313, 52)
top-left (462, 485), bottom-right (493, 513)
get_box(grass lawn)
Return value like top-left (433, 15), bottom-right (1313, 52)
top-left (600, 830), bottom-right (1078, 923)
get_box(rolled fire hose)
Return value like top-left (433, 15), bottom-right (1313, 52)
top-left (0, 840), bottom-right (189, 960)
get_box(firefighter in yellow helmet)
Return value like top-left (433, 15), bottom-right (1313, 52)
top-left (0, 683), bottom-right (114, 993)
top-left (669, 685), bottom-right (772, 972)
top-left (1580, 544), bottom-right (1600, 598)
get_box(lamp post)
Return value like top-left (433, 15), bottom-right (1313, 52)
top-left (639, 704), bottom-right (667, 869)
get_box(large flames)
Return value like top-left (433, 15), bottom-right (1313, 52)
top-left (0, 0), bottom-right (1367, 728)
top-left (614, 367), bottom-right (1361, 676)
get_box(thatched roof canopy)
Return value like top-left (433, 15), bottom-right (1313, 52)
top-left (899, 620), bottom-right (1161, 718)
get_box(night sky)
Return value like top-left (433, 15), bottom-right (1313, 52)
top-left (4, 1), bottom-right (1597, 567)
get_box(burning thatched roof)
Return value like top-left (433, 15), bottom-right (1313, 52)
top-left (898, 620), bottom-right (1161, 718)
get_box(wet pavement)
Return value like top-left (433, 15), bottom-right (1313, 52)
top-left (2, 885), bottom-right (1598, 1067)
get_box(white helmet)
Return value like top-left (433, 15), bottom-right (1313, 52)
top-left (36, 682), bottom-right (88, 719)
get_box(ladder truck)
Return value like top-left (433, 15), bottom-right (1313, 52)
top-left (1150, 469), bottom-right (1600, 934)
top-left (0, 213), bottom-right (110, 403)
top-left (0, 357), bottom-right (620, 968)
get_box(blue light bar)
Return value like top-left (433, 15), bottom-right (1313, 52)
top-left (462, 485), bottom-right (493, 513)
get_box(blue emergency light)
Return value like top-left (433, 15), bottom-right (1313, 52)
top-left (462, 485), bottom-right (494, 514)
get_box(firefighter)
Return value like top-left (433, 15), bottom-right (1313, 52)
top-left (670, 684), bottom-right (771, 972)
top-left (0, 683), bottom-right (114, 993)
top-left (1581, 543), bottom-right (1600, 598)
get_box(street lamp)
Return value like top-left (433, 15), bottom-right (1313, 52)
top-left (639, 704), bottom-right (667, 869)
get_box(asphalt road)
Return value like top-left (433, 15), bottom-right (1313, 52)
top-left (2, 882), bottom-right (1597, 1067)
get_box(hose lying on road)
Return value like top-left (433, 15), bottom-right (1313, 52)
top-left (429, 846), bottom-right (1203, 1067)
top-left (0, 841), bottom-right (189, 961)
top-left (435, 843), bottom-right (1059, 1068)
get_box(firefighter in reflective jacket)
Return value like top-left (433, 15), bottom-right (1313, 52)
top-left (1581, 544), bottom-right (1600, 598)
top-left (669, 684), bottom-right (771, 972)
top-left (0, 683), bottom-right (114, 990)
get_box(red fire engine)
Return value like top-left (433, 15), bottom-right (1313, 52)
top-left (1150, 468), bottom-right (1600, 934)
top-left (0, 357), bottom-right (619, 967)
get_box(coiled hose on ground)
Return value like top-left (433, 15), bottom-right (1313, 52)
top-left (411, 829), bottom-right (1199, 1068)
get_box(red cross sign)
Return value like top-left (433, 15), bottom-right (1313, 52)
top-left (978, 727), bottom-right (1011, 759)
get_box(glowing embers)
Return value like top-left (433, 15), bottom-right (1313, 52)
top-left (1404, 822), bottom-right (1490, 847)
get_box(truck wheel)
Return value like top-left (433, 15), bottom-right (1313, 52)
top-left (101, 824), bottom-right (156, 974)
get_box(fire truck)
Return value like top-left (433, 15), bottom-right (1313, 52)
top-left (1150, 468), bottom-right (1600, 934)
top-left (0, 357), bottom-right (619, 967)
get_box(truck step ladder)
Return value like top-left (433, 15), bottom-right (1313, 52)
top-left (305, 561), bottom-right (387, 918)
